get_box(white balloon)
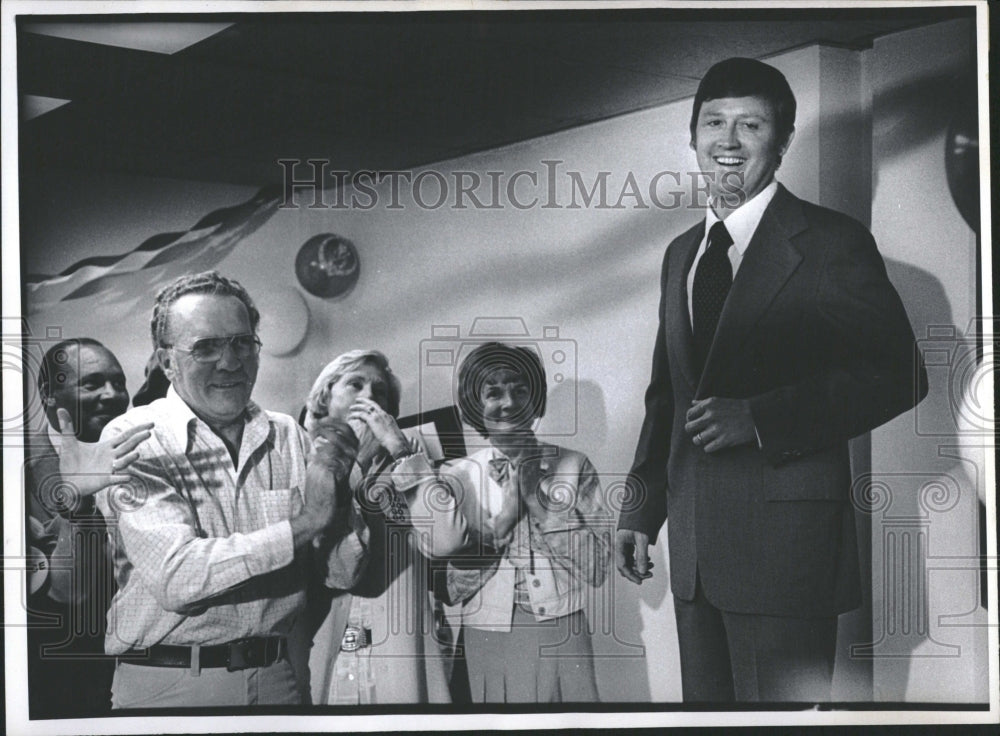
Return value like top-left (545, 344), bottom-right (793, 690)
top-left (257, 287), bottom-right (310, 356)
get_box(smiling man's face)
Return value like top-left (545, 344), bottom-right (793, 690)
top-left (46, 344), bottom-right (129, 442)
top-left (159, 293), bottom-right (259, 430)
top-left (691, 95), bottom-right (793, 212)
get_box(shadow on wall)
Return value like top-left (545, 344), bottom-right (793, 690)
top-left (542, 378), bottom-right (609, 453)
top-left (872, 69), bottom-right (970, 169)
top-left (860, 255), bottom-right (986, 700)
top-left (542, 378), bottom-right (672, 701)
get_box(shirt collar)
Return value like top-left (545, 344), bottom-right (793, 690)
top-left (161, 384), bottom-right (269, 454)
top-left (489, 439), bottom-right (551, 472)
top-left (490, 446), bottom-right (514, 468)
top-left (706, 179), bottom-right (779, 256)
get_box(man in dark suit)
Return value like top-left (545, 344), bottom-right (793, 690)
top-left (25, 338), bottom-right (150, 717)
top-left (615, 58), bottom-right (927, 702)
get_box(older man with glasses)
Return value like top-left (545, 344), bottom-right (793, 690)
top-left (95, 270), bottom-right (357, 708)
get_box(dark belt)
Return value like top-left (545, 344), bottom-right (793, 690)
top-left (119, 637), bottom-right (286, 672)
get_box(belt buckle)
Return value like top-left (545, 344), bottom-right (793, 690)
top-left (341, 625), bottom-right (366, 652)
top-left (226, 638), bottom-right (257, 672)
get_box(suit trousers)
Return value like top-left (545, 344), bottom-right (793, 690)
top-left (673, 572), bottom-right (838, 702)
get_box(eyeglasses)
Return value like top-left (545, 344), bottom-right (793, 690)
top-left (165, 334), bottom-right (262, 363)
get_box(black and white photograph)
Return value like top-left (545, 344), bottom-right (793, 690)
top-left (2, 0), bottom-right (995, 732)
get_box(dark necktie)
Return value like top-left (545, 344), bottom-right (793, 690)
top-left (692, 220), bottom-right (734, 371)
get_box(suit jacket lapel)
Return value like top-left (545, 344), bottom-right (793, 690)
top-left (696, 186), bottom-right (807, 395)
top-left (667, 222), bottom-right (704, 390)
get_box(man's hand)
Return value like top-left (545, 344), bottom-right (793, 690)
top-left (294, 419), bottom-right (360, 547)
top-left (309, 418), bottom-right (359, 487)
top-left (685, 397), bottom-right (756, 452)
top-left (615, 529), bottom-right (653, 584)
top-left (57, 408), bottom-right (153, 498)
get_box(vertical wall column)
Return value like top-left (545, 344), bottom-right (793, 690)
top-left (868, 17), bottom-right (985, 703)
top-left (771, 43), bottom-right (875, 701)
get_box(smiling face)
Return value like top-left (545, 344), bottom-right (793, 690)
top-left (158, 293), bottom-right (259, 430)
top-left (691, 95), bottom-right (794, 212)
top-left (46, 344), bottom-right (129, 442)
top-left (480, 368), bottom-right (539, 439)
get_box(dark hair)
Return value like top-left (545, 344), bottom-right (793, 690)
top-left (689, 57), bottom-right (796, 144)
top-left (132, 350), bottom-right (171, 407)
top-left (150, 271), bottom-right (260, 349)
top-left (457, 342), bottom-right (547, 438)
top-left (38, 337), bottom-right (108, 397)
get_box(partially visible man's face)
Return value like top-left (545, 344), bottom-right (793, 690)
top-left (46, 344), bottom-right (129, 442)
top-left (691, 95), bottom-right (793, 211)
top-left (159, 293), bottom-right (259, 429)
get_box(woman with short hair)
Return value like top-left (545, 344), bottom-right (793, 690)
top-left (441, 341), bottom-right (611, 702)
top-left (303, 349), bottom-right (468, 705)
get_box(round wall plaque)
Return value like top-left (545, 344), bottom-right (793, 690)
top-left (295, 233), bottom-right (361, 298)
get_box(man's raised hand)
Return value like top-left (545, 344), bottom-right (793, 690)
top-left (56, 408), bottom-right (152, 497)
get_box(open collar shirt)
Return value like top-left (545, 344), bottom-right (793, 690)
top-left (95, 386), bottom-right (311, 653)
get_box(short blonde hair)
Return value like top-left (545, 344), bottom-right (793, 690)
top-left (304, 350), bottom-right (402, 432)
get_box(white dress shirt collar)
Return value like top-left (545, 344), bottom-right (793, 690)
top-left (706, 179), bottom-right (779, 256)
top-left (687, 180), bottom-right (780, 332)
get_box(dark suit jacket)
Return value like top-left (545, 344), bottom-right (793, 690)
top-left (24, 430), bottom-right (116, 717)
top-left (24, 430), bottom-right (116, 615)
top-left (619, 185), bottom-right (927, 618)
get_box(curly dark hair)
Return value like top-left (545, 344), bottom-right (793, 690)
top-left (150, 271), bottom-right (260, 348)
top-left (456, 341), bottom-right (547, 438)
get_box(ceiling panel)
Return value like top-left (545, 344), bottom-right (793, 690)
top-left (21, 21), bottom-right (233, 54)
top-left (17, 8), bottom-right (968, 187)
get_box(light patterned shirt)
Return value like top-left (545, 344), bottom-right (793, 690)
top-left (443, 443), bottom-right (612, 632)
top-left (95, 387), bottom-right (310, 654)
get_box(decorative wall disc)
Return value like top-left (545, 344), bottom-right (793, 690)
top-left (295, 233), bottom-right (360, 298)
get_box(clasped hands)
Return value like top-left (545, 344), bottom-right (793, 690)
top-left (303, 398), bottom-right (414, 533)
top-left (305, 417), bottom-right (360, 520)
top-left (491, 466), bottom-right (568, 543)
top-left (347, 397), bottom-right (411, 465)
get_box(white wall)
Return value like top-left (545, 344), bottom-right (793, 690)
top-left (867, 17), bottom-right (987, 703)
top-left (17, 20), bottom-right (984, 703)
